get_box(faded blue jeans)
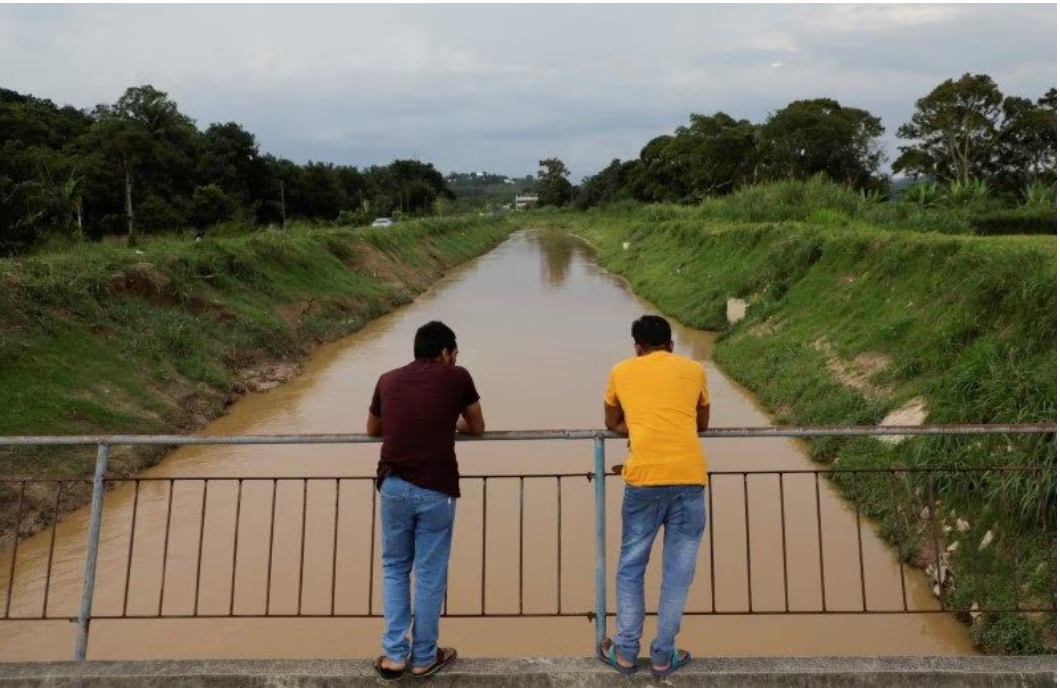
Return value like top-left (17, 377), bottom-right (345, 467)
top-left (379, 476), bottom-right (456, 667)
top-left (614, 484), bottom-right (706, 666)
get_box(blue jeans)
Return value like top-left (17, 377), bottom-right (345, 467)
top-left (614, 484), bottom-right (706, 666)
top-left (379, 476), bottom-right (456, 667)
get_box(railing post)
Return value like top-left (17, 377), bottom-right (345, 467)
top-left (593, 434), bottom-right (607, 649)
top-left (74, 443), bottom-right (109, 661)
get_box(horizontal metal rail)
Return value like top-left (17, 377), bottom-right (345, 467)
top-left (0, 424), bottom-right (1054, 661)
top-left (0, 423), bottom-right (1053, 446)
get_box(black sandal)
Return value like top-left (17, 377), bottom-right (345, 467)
top-left (411, 647), bottom-right (457, 678)
top-left (373, 655), bottom-right (406, 682)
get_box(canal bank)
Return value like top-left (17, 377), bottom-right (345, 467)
top-left (538, 208), bottom-right (1056, 656)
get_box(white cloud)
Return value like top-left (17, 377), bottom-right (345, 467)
top-left (0, 4), bottom-right (1054, 179)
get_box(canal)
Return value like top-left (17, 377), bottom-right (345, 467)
top-left (0, 229), bottom-right (974, 659)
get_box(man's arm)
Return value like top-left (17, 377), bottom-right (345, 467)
top-left (457, 401), bottom-right (485, 436)
top-left (604, 402), bottom-right (629, 436)
top-left (366, 412), bottom-right (383, 437)
top-left (696, 403), bottom-right (710, 433)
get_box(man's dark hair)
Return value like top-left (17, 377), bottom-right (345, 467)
top-left (414, 321), bottom-right (458, 359)
top-left (631, 315), bottom-right (671, 347)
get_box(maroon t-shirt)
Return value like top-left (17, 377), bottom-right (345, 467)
top-left (369, 359), bottom-right (480, 498)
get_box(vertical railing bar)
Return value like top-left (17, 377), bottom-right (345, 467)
top-left (74, 443), bottom-right (109, 661)
top-left (519, 476), bottom-right (525, 616)
top-left (814, 472), bottom-right (827, 612)
top-left (854, 493), bottom-right (867, 612)
top-left (556, 475), bottom-right (562, 615)
top-left (593, 436), bottom-right (607, 649)
top-left (4, 482), bottom-right (26, 619)
top-left (296, 478), bottom-right (308, 616)
top-left (481, 477), bottom-right (487, 616)
top-left (265, 479), bottom-right (278, 616)
top-left (192, 480), bottom-right (209, 617)
top-left (708, 475), bottom-right (716, 613)
top-left (368, 483), bottom-right (377, 616)
top-left (778, 473), bottom-right (789, 613)
top-left (158, 479), bottom-right (175, 617)
top-left (1048, 466), bottom-right (1057, 614)
top-left (121, 480), bottom-right (142, 617)
top-left (42, 481), bottom-right (64, 618)
top-left (742, 473), bottom-right (752, 612)
top-left (228, 479), bottom-right (244, 617)
top-left (927, 478), bottom-right (945, 611)
top-left (889, 470), bottom-right (909, 612)
top-left (330, 479), bottom-right (340, 616)
top-left (1000, 467), bottom-right (1020, 612)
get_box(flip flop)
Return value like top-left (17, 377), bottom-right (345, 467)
top-left (651, 648), bottom-right (692, 678)
top-left (373, 656), bottom-right (406, 682)
top-left (411, 647), bottom-right (457, 678)
top-left (597, 637), bottom-right (638, 675)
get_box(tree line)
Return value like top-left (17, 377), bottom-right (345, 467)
top-left (0, 84), bottom-right (455, 253)
top-left (539, 74), bottom-right (1054, 210)
top-left (2, 73), bottom-right (1055, 253)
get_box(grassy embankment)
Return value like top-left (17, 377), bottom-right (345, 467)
top-left (529, 181), bottom-right (1056, 655)
top-left (0, 216), bottom-right (514, 535)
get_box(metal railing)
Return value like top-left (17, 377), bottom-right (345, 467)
top-left (0, 423), bottom-right (1054, 660)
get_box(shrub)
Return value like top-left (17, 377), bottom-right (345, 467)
top-left (970, 208), bottom-right (1057, 236)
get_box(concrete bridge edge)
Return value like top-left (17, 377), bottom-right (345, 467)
top-left (0, 656), bottom-right (1056, 687)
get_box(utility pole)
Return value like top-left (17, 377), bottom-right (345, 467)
top-left (280, 180), bottom-right (286, 230)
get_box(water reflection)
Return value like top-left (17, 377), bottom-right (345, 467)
top-left (528, 227), bottom-right (587, 288)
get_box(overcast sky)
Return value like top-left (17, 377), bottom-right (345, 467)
top-left (1, 4), bottom-right (1055, 180)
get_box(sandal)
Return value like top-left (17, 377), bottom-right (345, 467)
top-left (373, 656), bottom-right (406, 682)
top-left (651, 648), bottom-right (692, 678)
top-left (411, 647), bottom-right (457, 678)
top-left (597, 637), bottom-right (638, 675)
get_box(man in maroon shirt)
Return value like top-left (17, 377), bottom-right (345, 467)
top-left (367, 321), bottom-right (485, 680)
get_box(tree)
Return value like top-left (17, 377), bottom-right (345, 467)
top-left (84, 85), bottom-right (198, 244)
top-left (0, 88), bottom-right (92, 250)
top-left (994, 88), bottom-right (1057, 194)
top-left (575, 158), bottom-right (638, 209)
top-left (535, 157), bottom-right (574, 207)
top-left (196, 122), bottom-right (262, 208)
top-left (893, 73), bottom-right (1005, 184)
top-left (190, 184), bottom-right (234, 231)
top-left (628, 135), bottom-right (685, 203)
top-left (758, 98), bottom-right (885, 190)
top-left (670, 112), bottom-right (758, 199)
top-left (362, 160), bottom-right (452, 216)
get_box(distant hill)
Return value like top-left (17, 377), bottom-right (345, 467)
top-left (446, 171), bottom-right (536, 209)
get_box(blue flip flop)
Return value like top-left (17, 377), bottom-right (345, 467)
top-left (651, 648), bottom-right (692, 678)
top-left (597, 638), bottom-right (638, 675)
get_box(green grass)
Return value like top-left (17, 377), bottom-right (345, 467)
top-left (527, 183), bottom-right (1056, 654)
top-left (0, 217), bottom-right (514, 441)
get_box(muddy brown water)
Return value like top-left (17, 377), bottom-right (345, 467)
top-left (0, 229), bottom-right (975, 660)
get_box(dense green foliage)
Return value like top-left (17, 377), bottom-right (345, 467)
top-left (530, 183), bottom-right (1055, 654)
top-left (571, 74), bottom-right (1054, 211)
top-left (895, 74), bottom-right (1057, 196)
top-left (968, 207), bottom-right (1057, 236)
top-left (0, 85), bottom-right (458, 254)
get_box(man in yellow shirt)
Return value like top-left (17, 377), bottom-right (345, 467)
top-left (598, 315), bottom-right (709, 678)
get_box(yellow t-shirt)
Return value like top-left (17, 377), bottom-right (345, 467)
top-left (603, 351), bottom-right (709, 486)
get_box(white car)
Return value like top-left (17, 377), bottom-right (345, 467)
top-left (371, 217), bottom-right (394, 228)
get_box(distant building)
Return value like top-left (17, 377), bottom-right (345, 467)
top-left (514, 193), bottom-right (539, 210)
